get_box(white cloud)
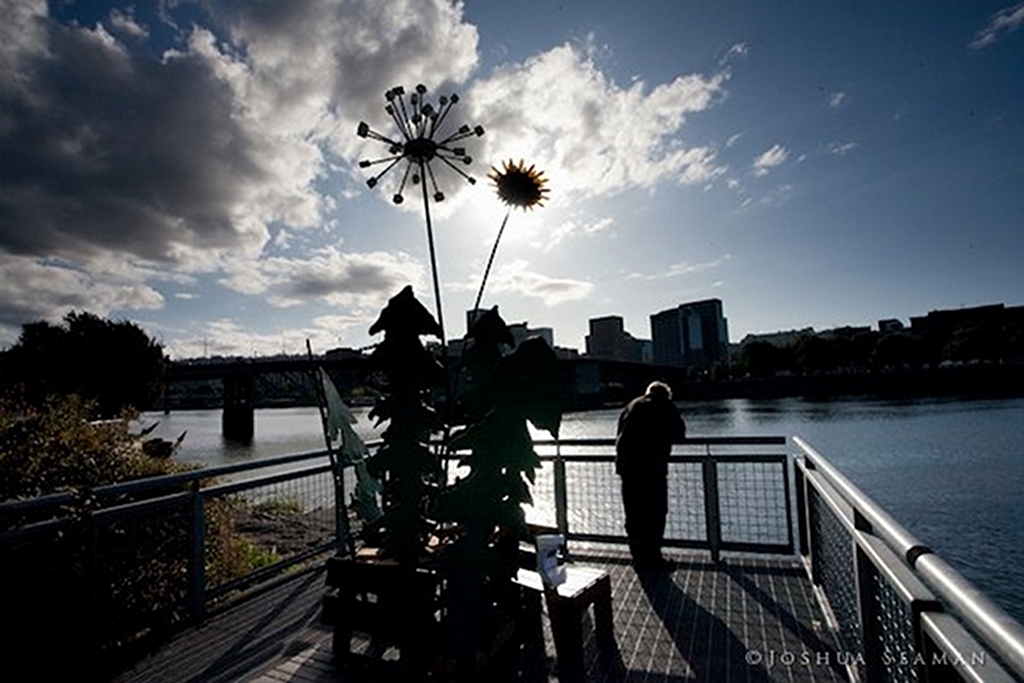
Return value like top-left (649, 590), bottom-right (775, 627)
top-left (165, 316), bottom-right (365, 359)
top-left (219, 247), bottom-right (425, 309)
top-left (484, 260), bottom-right (593, 306)
top-left (719, 42), bottom-right (750, 65)
top-left (468, 42), bottom-right (728, 202)
top-left (109, 8), bottom-right (148, 39)
top-left (827, 141), bottom-right (859, 156)
top-left (545, 217), bottom-right (615, 251)
top-left (0, 254), bottom-right (164, 345)
top-left (971, 3), bottom-right (1024, 48)
top-left (753, 144), bottom-right (790, 176)
top-left (828, 91), bottom-right (849, 109)
top-left (630, 254), bottom-right (732, 281)
top-left (0, 1), bottom-right (737, 343)
top-left (0, 0), bottom-right (482, 332)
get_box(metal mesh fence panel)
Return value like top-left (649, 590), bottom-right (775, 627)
top-left (718, 460), bottom-right (789, 546)
top-left (524, 460), bottom-right (557, 529)
top-left (809, 486), bottom-right (864, 668)
top-left (666, 461), bottom-right (707, 542)
top-left (92, 497), bottom-right (193, 648)
top-left (205, 470), bottom-right (336, 594)
top-left (564, 459), bottom-right (622, 537)
top-left (873, 569), bottom-right (921, 683)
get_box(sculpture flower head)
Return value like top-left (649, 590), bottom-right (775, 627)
top-left (472, 160), bottom-right (550, 315)
top-left (356, 84), bottom-right (485, 346)
top-left (356, 85), bottom-right (484, 206)
top-left (489, 159), bottom-right (549, 211)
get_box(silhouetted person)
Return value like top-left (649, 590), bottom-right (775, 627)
top-left (615, 381), bottom-right (686, 571)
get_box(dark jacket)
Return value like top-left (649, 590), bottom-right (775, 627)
top-left (615, 395), bottom-right (687, 476)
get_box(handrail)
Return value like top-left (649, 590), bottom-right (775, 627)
top-left (531, 436), bottom-right (787, 447)
top-left (0, 448), bottom-right (336, 516)
top-left (794, 436), bottom-right (928, 563)
top-left (793, 435), bottom-right (1024, 678)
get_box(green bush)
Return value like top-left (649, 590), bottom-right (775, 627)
top-left (0, 394), bottom-right (187, 502)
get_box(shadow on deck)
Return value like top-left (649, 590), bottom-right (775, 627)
top-left (114, 549), bottom-right (848, 683)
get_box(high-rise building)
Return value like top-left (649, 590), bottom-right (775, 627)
top-left (585, 315), bottom-right (651, 363)
top-left (650, 299), bottom-right (729, 368)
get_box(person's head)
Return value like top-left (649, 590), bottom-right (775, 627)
top-left (645, 381), bottom-right (672, 401)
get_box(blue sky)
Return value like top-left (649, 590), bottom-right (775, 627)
top-left (1, 1), bottom-right (1022, 358)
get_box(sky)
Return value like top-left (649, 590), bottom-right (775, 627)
top-left (1, 0), bottom-right (1023, 359)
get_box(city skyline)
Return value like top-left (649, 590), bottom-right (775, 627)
top-left (2, 2), bottom-right (1023, 359)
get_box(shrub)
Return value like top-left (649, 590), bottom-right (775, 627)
top-left (0, 394), bottom-right (187, 502)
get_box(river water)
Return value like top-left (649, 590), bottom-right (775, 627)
top-left (144, 395), bottom-right (1024, 624)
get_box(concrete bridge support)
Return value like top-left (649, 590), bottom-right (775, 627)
top-left (222, 371), bottom-right (255, 444)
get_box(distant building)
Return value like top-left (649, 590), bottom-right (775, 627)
top-left (584, 315), bottom-right (651, 363)
top-left (455, 307), bottom-right (560, 357)
top-left (650, 299), bottom-right (729, 368)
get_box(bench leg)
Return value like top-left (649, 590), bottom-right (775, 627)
top-left (593, 575), bottom-right (615, 648)
top-left (550, 606), bottom-right (585, 683)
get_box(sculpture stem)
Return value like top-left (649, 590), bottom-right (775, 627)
top-left (472, 208), bottom-right (512, 316)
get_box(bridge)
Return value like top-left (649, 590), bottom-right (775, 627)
top-left (163, 355), bottom-right (371, 443)
top-left (161, 354), bottom-right (690, 443)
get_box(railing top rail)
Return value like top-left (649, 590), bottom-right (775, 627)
top-left (3, 436), bottom-right (786, 515)
top-left (0, 448), bottom-right (334, 515)
top-left (793, 434), bottom-right (1024, 678)
top-left (0, 490), bottom-right (76, 514)
top-left (533, 436), bottom-right (787, 447)
top-left (794, 435), bottom-right (924, 559)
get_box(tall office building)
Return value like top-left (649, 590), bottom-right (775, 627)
top-left (585, 315), bottom-right (651, 363)
top-left (650, 299), bottom-right (729, 368)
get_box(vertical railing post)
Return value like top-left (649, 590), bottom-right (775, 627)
top-left (334, 469), bottom-right (350, 553)
top-left (554, 439), bottom-right (568, 538)
top-left (853, 510), bottom-right (882, 682)
top-left (188, 483), bottom-right (206, 623)
top-left (86, 510), bottom-right (101, 661)
top-left (794, 456), bottom-right (809, 558)
top-left (782, 455), bottom-right (795, 555)
top-left (701, 445), bottom-right (721, 563)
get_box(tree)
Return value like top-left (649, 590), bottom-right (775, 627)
top-left (2, 311), bottom-right (165, 418)
top-left (739, 341), bottom-right (786, 378)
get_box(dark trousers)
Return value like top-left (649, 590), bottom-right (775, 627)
top-left (620, 469), bottom-right (667, 564)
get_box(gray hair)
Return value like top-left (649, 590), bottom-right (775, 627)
top-left (645, 381), bottom-right (672, 401)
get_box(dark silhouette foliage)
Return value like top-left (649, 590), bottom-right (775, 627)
top-left (364, 286), bottom-right (446, 564)
top-left (1, 311), bottom-right (165, 418)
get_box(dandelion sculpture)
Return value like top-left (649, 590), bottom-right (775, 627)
top-left (472, 159), bottom-right (550, 313)
top-left (356, 85), bottom-right (485, 346)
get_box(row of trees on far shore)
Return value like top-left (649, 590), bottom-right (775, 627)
top-left (730, 325), bottom-right (1024, 379)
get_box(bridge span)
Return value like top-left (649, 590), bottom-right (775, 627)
top-left (161, 355), bottom-right (690, 443)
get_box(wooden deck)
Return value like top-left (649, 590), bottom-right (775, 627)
top-left (113, 549), bottom-right (849, 683)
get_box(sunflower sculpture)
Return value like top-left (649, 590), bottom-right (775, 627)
top-left (472, 159), bottom-right (550, 313)
top-left (490, 159), bottom-right (549, 210)
top-left (356, 84), bottom-right (485, 345)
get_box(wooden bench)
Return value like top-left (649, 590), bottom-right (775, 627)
top-left (515, 566), bottom-right (614, 681)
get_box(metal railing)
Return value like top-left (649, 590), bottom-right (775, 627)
top-left (794, 436), bottom-right (1024, 682)
top-left (8, 432), bottom-right (1022, 682)
top-left (0, 449), bottom-right (339, 658)
top-left (0, 435), bottom-right (791, 656)
top-left (518, 436), bottom-right (792, 561)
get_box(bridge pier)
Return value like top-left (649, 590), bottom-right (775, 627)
top-left (222, 371), bottom-right (255, 444)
